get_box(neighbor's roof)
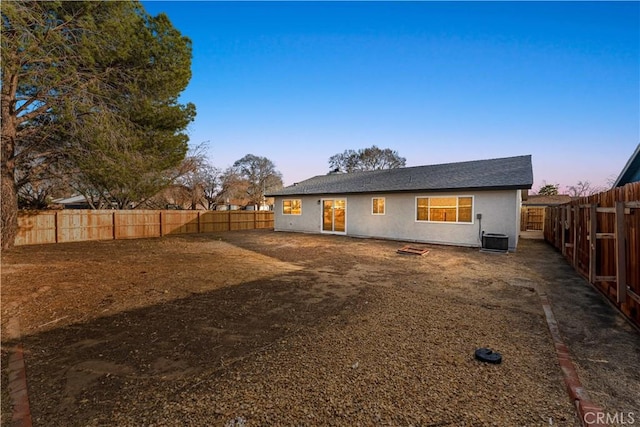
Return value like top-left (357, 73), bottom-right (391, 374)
top-left (267, 155), bottom-right (533, 197)
top-left (52, 195), bottom-right (90, 204)
top-left (522, 194), bottom-right (573, 206)
top-left (613, 143), bottom-right (640, 188)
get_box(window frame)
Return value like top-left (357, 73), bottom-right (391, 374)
top-left (415, 195), bottom-right (474, 224)
top-left (282, 199), bottom-right (302, 215)
top-left (371, 197), bottom-right (386, 215)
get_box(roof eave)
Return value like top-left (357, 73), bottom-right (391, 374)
top-left (267, 184), bottom-right (532, 197)
top-left (613, 143), bottom-right (640, 188)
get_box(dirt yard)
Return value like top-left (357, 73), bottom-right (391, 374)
top-left (1, 230), bottom-right (630, 426)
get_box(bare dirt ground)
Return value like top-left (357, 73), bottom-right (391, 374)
top-left (1, 230), bottom-right (637, 426)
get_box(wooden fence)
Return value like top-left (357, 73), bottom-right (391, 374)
top-left (544, 181), bottom-right (640, 328)
top-left (15, 210), bottom-right (274, 246)
top-left (520, 206), bottom-right (545, 231)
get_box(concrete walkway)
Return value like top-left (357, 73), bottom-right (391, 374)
top-left (517, 239), bottom-right (640, 426)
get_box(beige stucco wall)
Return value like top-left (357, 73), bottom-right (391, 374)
top-left (273, 189), bottom-right (522, 250)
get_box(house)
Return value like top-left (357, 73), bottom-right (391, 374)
top-left (613, 143), bottom-right (640, 188)
top-left (266, 155), bottom-right (533, 251)
top-left (51, 194), bottom-right (95, 209)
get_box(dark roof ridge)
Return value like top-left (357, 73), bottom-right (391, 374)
top-left (322, 154), bottom-right (531, 177)
top-left (267, 154), bottom-right (533, 196)
top-left (398, 154), bottom-right (530, 171)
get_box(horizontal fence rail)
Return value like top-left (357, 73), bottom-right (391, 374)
top-left (15, 210), bottom-right (274, 246)
top-left (544, 181), bottom-right (640, 329)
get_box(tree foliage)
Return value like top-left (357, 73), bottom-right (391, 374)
top-left (328, 145), bottom-right (406, 173)
top-left (198, 165), bottom-right (223, 210)
top-left (171, 143), bottom-right (221, 210)
top-left (1, 1), bottom-right (195, 247)
top-left (537, 183), bottom-right (559, 196)
top-left (217, 167), bottom-right (249, 206)
top-left (232, 154), bottom-right (283, 206)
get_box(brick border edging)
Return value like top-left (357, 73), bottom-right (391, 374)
top-left (6, 316), bottom-right (33, 427)
top-left (538, 293), bottom-right (606, 427)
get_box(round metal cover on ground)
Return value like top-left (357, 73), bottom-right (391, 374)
top-left (475, 348), bottom-right (502, 364)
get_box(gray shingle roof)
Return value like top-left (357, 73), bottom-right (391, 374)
top-left (523, 194), bottom-right (573, 206)
top-left (267, 155), bottom-right (533, 196)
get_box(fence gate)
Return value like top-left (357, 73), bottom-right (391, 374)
top-left (520, 207), bottom-right (545, 231)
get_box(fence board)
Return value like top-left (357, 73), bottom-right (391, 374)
top-left (230, 211), bottom-right (258, 231)
top-left (162, 211), bottom-right (200, 235)
top-left (56, 210), bottom-right (114, 243)
top-left (15, 211), bottom-right (57, 245)
top-left (544, 181), bottom-right (640, 329)
top-left (199, 211), bottom-right (230, 233)
top-left (16, 209), bottom-right (274, 246)
top-left (115, 211), bottom-right (161, 240)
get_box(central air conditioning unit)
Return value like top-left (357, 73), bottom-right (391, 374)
top-left (482, 233), bottom-right (509, 252)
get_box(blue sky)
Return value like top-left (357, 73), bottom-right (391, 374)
top-left (142, 1), bottom-right (639, 192)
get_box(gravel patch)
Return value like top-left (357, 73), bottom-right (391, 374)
top-left (1, 231), bottom-right (583, 426)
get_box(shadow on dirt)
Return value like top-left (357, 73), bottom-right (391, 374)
top-left (5, 269), bottom-right (366, 425)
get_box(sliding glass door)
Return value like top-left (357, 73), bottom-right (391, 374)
top-left (322, 199), bottom-right (346, 233)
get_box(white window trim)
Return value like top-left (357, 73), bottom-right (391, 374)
top-left (282, 199), bottom-right (302, 215)
top-left (415, 195), bottom-right (474, 224)
top-left (371, 197), bottom-right (386, 215)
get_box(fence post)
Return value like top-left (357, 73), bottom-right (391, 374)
top-left (228, 211), bottom-right (232, 232)
top-left (159, 211), bottom-right (163, 237)
top-left (197, 211), bottom-right (201, 233)
top-left (589, 204), bottom-right (597, 284)
top-left (254, 210), bottom-right (258, 230)
top-left (561, 206), bottom-right (567, 256)
top-left (572, 206), bottom-right (578, 268)
top-left (55, 211), bottom-right (60, 243)
top-left (615, 201), bottom-right (627, 304)
top-left (551, 208), bottom-right (556, 247)
top-left (112, 211), bottom-right (117, 240)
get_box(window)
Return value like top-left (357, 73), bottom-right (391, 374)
top-left (283, 199), bottom-right (301, 215)
top-left (416, 196), bottom-right (473, 223)
top-left (372, 197), bottom-right (385, 215)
